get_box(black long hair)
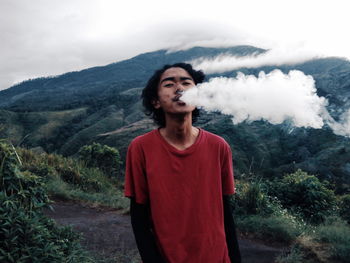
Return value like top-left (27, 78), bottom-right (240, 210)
top-left (141, 63), bottom-right (205, 127)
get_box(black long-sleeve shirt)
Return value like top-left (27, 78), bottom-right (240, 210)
top-left (130, 195), bottom-right (241, 263)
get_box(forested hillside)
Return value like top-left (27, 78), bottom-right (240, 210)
top-left (0, 46), bottom-right (349, 193)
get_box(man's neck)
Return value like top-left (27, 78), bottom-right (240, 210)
top-left (160, 113), bottom-right (199, 150)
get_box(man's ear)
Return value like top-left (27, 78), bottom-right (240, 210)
top-left (152, 99), bottom-right (161, 109)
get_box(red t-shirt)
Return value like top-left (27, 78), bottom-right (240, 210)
top-left (125, 128), bottom-right (235, 263)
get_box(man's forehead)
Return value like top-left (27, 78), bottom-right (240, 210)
top-left (160, 67), bottom-right (194, 82)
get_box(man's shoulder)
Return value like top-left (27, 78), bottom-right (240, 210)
top-left (201, 129), bottom-right (233, 158)
top-left (202, 129), bottom-right (229, 146)
top-left (130, 129), bottom-right (158, 146)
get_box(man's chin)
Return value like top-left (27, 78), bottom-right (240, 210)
top-left (167, 107), bottom-right (195, 115)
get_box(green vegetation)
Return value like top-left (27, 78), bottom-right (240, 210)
top-left (235, 171), bottom-right (350, 263)
top-left (276, 246), bottom-right (305, 263)
top-left (0, 141), bottom-right (94, 262)
top-left (1, 48), bottom-right (350, 195)
top-left (276, 218), bottom-right (350, 263)
top-left (18, 146), bottom-right (128, 210)
top-left (235, 178), bottom-right (306, 243)
top-left (339, 194), bottom-right (350, 223)
top-left (2, 47), bottom-right (350, 262)
top-left (1, 138), bottom-right (349, 262)
top-left (78, 142), bottom-right (121, 179)
top-left (267, 169), bottom-right (337, 223)
top-left (237, 214), bottom-right (303, 243)
top-left (314, 217), bottom-right (350, 261)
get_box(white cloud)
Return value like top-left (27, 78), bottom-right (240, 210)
top-left (190, 46), bottom-right (323, 74)
top-left (327, 109), bottom-right (350, 137)
top-left (0, 0), bottom-right (349, 90)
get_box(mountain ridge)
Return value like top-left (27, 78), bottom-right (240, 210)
top-left (1, 46), bottom-right (349, 193)
top-left (0, 46), bottom-right (264, 110)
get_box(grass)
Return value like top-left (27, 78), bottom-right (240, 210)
top-left (45, 175), bottom-right (129, 210)
top-left (313, 217), bottom-right (350, 262)
top-left (239, 214), bottom-right (350, 263)
top-left (236, 213), bottom-right (304, 244)
top-left (14, 148), bottom-right (350, 262)
top-left (235, 193), bottom-right (350, 263)
top-left (276, 246), bottom-right (306, 263)
top-left (17, 147), bottom-right (129, 210)
top-left (235, 177), bottom-right (350, 263)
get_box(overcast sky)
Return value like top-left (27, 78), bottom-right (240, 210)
top-left (0, 0), bottom-right (349, 90)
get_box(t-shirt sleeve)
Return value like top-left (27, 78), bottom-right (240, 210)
top-left (124, 139), bottom-right (149, 204)
top-left (221, 142), bottom-right (235, 195)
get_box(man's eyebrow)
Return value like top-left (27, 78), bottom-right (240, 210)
top-left (160, 77), bottom-right (175, 84)
top-left (180, 77), bottom-right (194, 81)
top-left (160, 77), bottom-right (194, 84)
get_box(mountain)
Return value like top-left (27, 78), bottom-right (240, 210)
top-left (0, 46), bottom-right (263, 111)
top-left (1, 46), bottom-right (349, 194)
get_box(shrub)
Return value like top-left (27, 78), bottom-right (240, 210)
top-left (267, 169), bottom-right (337, 223)
top-left (0, 141), bottom-right (93, 262)
top-left (339, 194), bottom-right (350, 223)
top-left (19, 148), bottom-right (116, 194)
top-left (78, 143), bottom-right (121, 178)
top-left (235, 180), bottom-right (281, 215)
top-left (17, 147), bottom-right (128, 209)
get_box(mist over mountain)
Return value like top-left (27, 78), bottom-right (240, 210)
top-left (0, 46), bottom-right (263, 111)
top-left (1, 46), bottom-right (349, 194)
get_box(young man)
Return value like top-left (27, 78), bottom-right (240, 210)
top-left (125, 63), bottom-right (241, 263)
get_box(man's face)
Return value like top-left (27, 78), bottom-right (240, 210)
top-left (153, 67), bottom-right (196, 114)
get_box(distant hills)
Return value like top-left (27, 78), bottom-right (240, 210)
top-left (0, 46), bottom-right (263, 111)
top-left (1, 46), bottom-right (349, 193)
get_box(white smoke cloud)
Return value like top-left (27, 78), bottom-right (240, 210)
top-left (181, 70), bottom-right (350, 137)
top-left (182, 70), bottom-right (327, 128)
top-left (327, 109), bottom-right (350, 137)
top-left (190, 47), bottom-right (323, 74)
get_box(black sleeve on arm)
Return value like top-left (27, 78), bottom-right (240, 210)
top-left (130, 198), bottom-right (166, 263)
top-left (223, 195), bottom-right (242, 263)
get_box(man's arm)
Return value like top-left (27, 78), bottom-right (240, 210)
top-left (223, 195), bottom-right (242, 263)
top-left (130, 198), bottom-right (166, 263)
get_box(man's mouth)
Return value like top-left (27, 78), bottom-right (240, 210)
top-left (172, 95), bottom-right (182, 102)
top-left (173, 90), bottom-right (185, 102)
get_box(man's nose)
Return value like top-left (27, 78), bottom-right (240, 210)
top-left (175, 83), bottom-right (185, 92)
top-left (175, 89), bottom-right (184, 95)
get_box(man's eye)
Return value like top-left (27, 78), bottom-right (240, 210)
top-left (183, 82), bottom-right (192, 86)
top-left (164, 83), bottom-right (173, 87)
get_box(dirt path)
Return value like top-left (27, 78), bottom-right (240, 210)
top-left (44, 201), bottom-right (284, 263)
